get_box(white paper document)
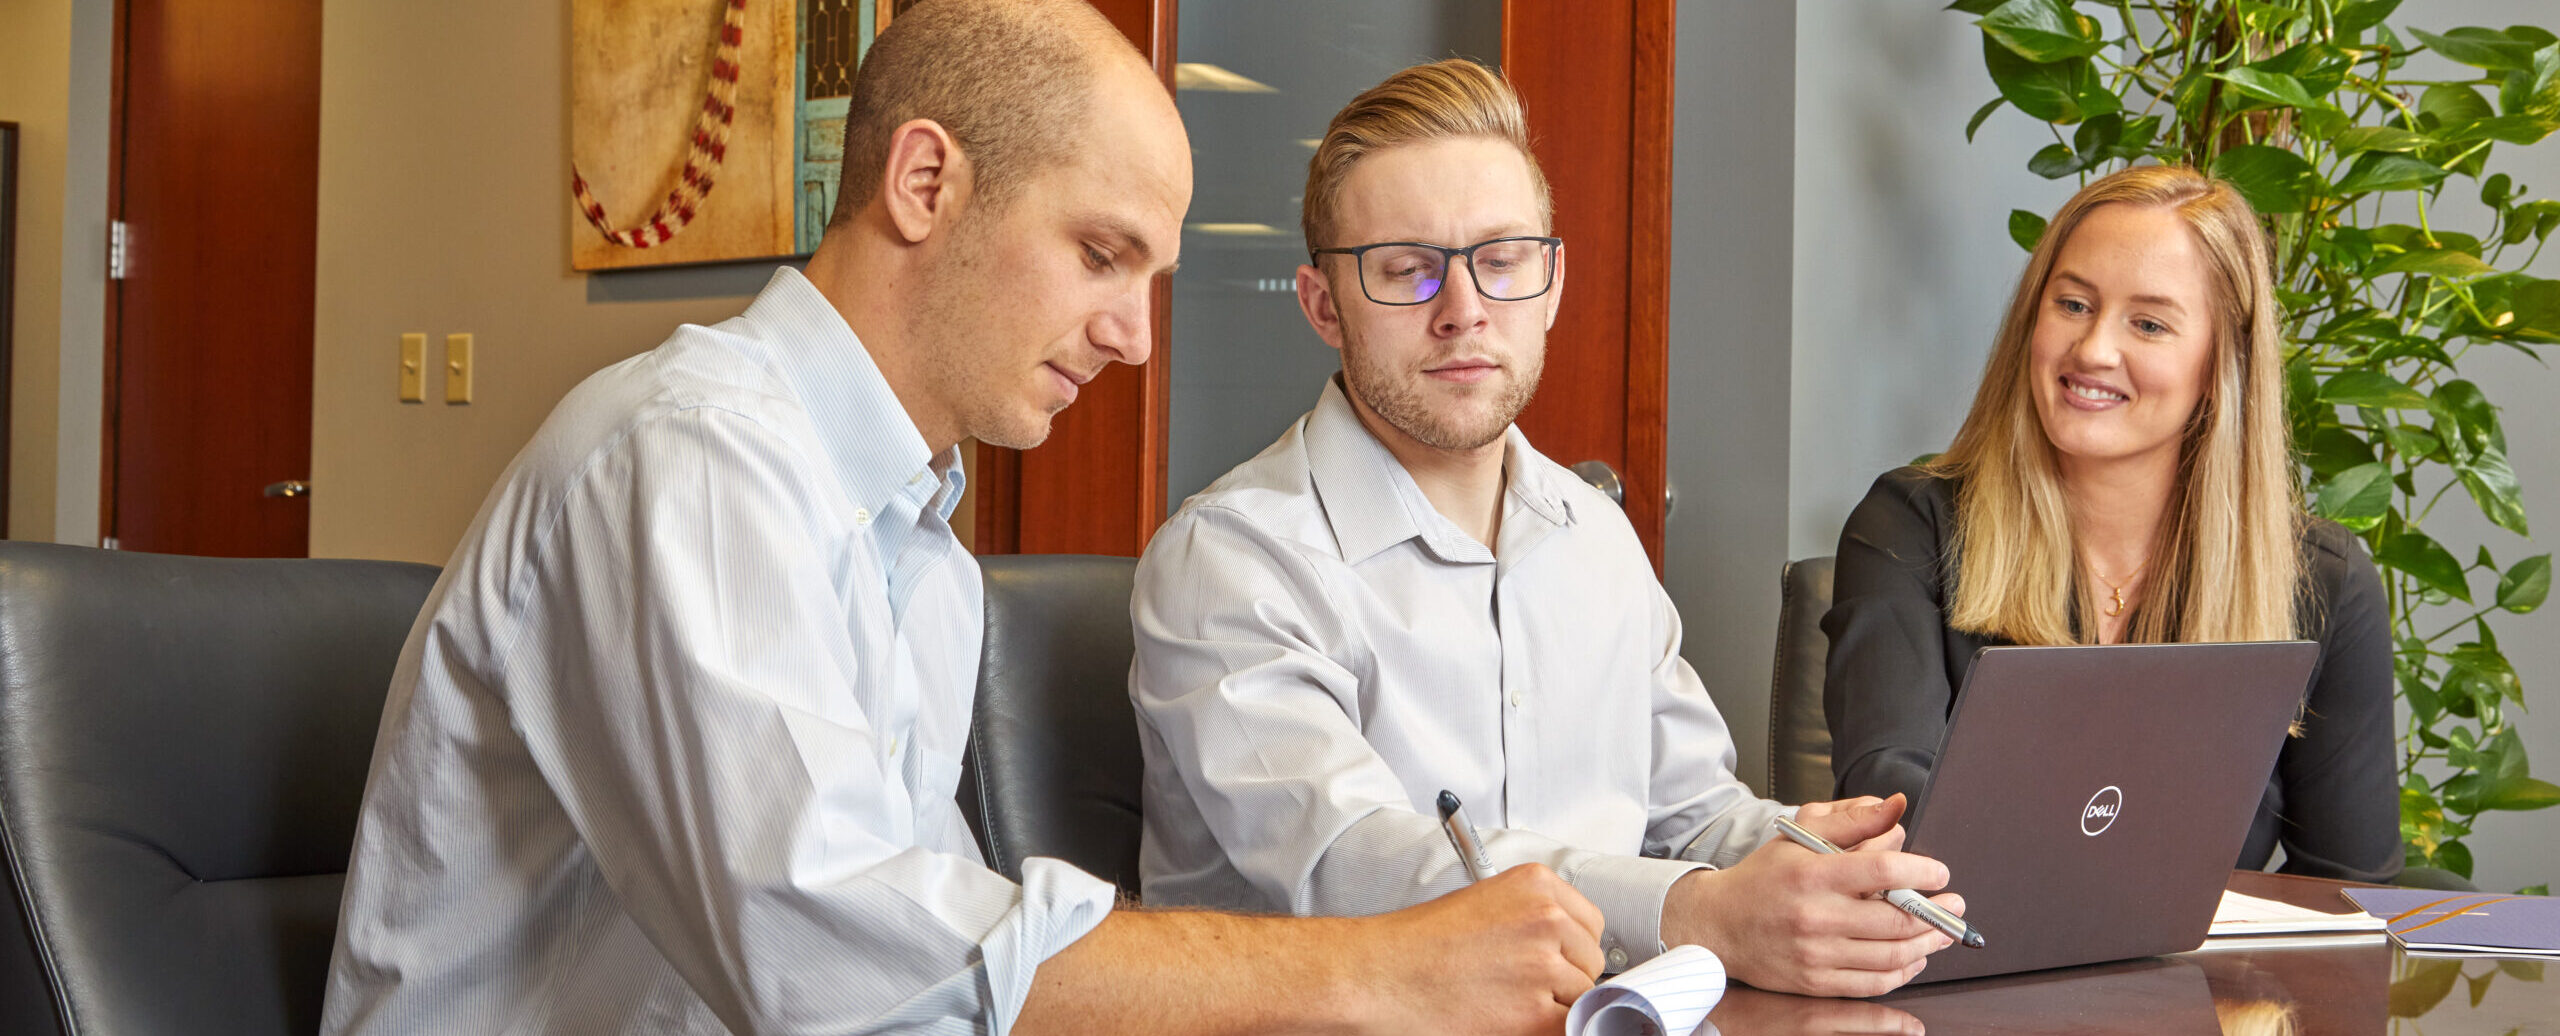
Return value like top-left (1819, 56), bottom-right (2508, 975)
top-left (2205, 889), bottom-right (2389, 938)
top-left (1566, 943), bottom-right (1725, 1036)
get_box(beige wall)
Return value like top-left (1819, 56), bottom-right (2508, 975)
top-left (1, 0), bottom-right (70, 542)
top-left (310, 0), bottom-right (771, 564)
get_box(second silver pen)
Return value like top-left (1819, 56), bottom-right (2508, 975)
top-left (1436, 790), bottom-right (1495, 883)
top-left (1771, 813), bottom-right (1985, 949)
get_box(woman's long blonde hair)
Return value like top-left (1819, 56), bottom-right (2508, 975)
top-left (1926, 165), bottom-right (2300, 645)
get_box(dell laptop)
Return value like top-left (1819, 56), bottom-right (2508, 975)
top-left (1897, 641), bottom-right (2322, 984)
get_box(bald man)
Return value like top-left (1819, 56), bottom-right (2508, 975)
top-left (319, 3), bottom-right (1602, 1035)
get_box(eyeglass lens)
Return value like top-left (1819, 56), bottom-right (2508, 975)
top-left (1361, 239), bottom-right (1553, 305)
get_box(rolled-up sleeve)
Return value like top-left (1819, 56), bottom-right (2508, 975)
top-left (500, 408), bottom-right (1111, 1035)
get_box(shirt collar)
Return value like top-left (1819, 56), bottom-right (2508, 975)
top-left (1303, 376), bottom-right (1574, 566)
top-left (740, 266), bottom-right (965, 524)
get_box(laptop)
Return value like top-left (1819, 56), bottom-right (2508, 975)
top-left (1898, 641), bottom-right (2322, 984)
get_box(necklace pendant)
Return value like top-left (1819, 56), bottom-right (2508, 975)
top-left (2106, 587), bottom-right (2126, 618)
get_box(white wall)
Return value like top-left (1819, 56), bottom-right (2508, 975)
top-left (1781, 0), bottom-right (2560, 891)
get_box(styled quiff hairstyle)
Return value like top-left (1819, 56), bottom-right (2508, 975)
top-left (829, 0), bottom-right (1128, 226)
top-left (1301, 58), bottom-right (1552, 250)
top-left (1927, 164), bottom-right (2300, 646)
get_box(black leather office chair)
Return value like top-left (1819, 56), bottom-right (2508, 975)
top-left (0, 542), bottom-right (439, 1036)
top-left (960, 554), bottom-right (1144, 899)
top-left (1767, 556), bottom-right (1836, 805)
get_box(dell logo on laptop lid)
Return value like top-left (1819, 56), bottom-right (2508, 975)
top-left (2082, 785), bottom-right (2123, 835)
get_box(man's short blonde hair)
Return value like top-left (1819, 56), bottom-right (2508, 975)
top-left (1301, 59), bottom-right (1551, 250)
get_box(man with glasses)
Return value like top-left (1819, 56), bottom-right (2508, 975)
top-left (1130, 59), bottom-right (1965, 997)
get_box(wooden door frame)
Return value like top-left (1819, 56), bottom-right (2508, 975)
top-left (1, 121), bottom-right (17, 537)
top-left (99, 0), bottom-right (130, 544)
top-left (975, 0), bottom-right (1674, 566)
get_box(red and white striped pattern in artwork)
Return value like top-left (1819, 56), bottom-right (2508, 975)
top-left (570, 0), bottom-right (749, 249)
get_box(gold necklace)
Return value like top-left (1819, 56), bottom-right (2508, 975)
top-left (2091, 560), bottom-right (2148, 618)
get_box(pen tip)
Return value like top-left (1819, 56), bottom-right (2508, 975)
top-left (1963, 931), bottom-right (1986, 949)
top-left (1436, 790), bottom-right (1460, 818)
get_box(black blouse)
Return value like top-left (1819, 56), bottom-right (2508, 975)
top-left (1822, 467), bottom-right (2403, 883)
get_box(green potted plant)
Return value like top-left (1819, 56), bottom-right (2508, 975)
top-left (1953, 0), bottom-right (2558, 888)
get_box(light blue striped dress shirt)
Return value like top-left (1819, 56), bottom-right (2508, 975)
top-left (322, 267), bottom-right (1114, 1036)
top-left (1133, 378), bottom-right (1785, 972)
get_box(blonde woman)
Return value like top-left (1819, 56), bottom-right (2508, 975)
top-left (1822, 165), bottom-right (2400, 882)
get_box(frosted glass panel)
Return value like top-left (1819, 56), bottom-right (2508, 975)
top-left (1166, 2), bottom-right (1502, 509)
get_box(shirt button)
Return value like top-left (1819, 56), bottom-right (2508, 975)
top-left (908, 472), bottom-right (927, 486)
top-left (854, 507), bottom-right (873, 527)
top-left (1510, 690), bottom-right (1523, 707)
top-left (1606, 947), bottom-right (1628, 972)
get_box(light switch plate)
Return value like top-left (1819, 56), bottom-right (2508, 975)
top-left (399, 333), bottom-right (427, 403)
top-left (445, 333), bottom-right (474, 404)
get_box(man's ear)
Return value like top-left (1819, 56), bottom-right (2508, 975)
top-left (880, 118), bottom-right (969, 245)
top-left (1296, 262), bottom-right (1349, 352)
top-left (1543, 242), bottom-right (1566, 331)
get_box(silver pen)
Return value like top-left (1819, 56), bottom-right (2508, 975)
top-left (1436, 790), bottom-right (1495, 883)
top-left (1772, 813), bottom-right (1985, 949)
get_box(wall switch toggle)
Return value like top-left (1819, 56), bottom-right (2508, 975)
top-left (445, 333), bottom-right (474, 404)
top-left (399, 333), bottom-right (427, 402)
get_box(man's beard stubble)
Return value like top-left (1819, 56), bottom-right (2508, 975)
top-left (1339, 326), bottom-right (1542, 452)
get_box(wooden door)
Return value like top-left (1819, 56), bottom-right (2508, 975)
top-left (975, 0), bottom-right (1672, 567)
top-left (105, 0), bottom-right (321, 557)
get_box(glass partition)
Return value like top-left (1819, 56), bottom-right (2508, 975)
top-left (1166, 2), bottom-right (1502, 508)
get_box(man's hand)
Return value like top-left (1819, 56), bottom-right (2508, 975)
top-left (1354, 863), bottom-right (1607, 1035)
top-left (1664, 794), bottom-right (1965, 997)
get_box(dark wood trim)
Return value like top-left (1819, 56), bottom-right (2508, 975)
top-left (1626, 0), bottom-right (1675, 572)
top-left (99, 0), bottom-right (133, 546)
top-left (0, 121), bottom-right (17, 537)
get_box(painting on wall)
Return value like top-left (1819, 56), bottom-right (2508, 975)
top-left (569, 0), bottom-right (899, 270)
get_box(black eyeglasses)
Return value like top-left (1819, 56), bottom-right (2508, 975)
top-left (1309, 236), bottom-right (1563, 306)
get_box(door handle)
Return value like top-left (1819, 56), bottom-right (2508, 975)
top-left (263, 480), bottom-right (312, 499)
top-left (1569, 461), bottom-right (1625, 509)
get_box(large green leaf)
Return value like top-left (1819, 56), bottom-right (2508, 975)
top-left (2420, 83), bottom-right (2497, 126)
top-left (2503, 43), bottom-right (2560, 117)
top-left (2334, 125), bottom-right (2429, 154)
top-left (1983, 36), bottom-right (2119, 124)
top-left (2441, 114), bottom-right (2560, 146)
top-left (1945, 0), bottom-right (2007, 15)
top-left (2303, 424), bottom-right (2378, 479)
top-left (2210, 144), bottom-right (2325, 212)
top-left (2458, 448), bottom-right (2532, 536)
top-left (2028, 142), bottom-right (2089, 178)
top-left (2368, 248), bottom-right (2497, 279)
top-left (2477, 776), bottom-right (2560, 811)
top-left (2499, 554), bottom-right (2552, 613)
top-left (2315, 462), bottom-right (2395, 530)
top-left (2334, 152), bottom-right (2454, 194)
top-left (1977, 0), bottom-right (2108, 63)
top-left (2335, 0), bottom-right (2403, 37)
top-left (2378, 528), bottom-right (2473, 602)
top-left (2412, 26), bottom-right (2543, 72)
top-left (2209, 67), bottom-right (2329, 112)
top-left (2429, 379), bottom-right (2504, 458)
top-left (2008, 208), bottom-right (2047, 252)
top-left (2321, 370), bottom-right (2431, 408)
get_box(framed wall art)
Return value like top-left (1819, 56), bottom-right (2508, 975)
top-left (569, 0), bottom-right (902, 270)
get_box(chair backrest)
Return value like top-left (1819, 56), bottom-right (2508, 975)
top-left (0, 542), bottom-right (439, 1036)
top-left (1767, 556), bottom-right (1837, 805)
top-left (959, 554), bottom-right (1144, 899)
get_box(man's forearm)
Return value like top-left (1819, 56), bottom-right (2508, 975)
top-left (1016, 909), bottom-right (1368, 1036)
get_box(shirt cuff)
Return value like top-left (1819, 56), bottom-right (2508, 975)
top-left (982, 858), bottom-right (1119, 1036)
top-left (1561, 851), bottom-right (1708, 972)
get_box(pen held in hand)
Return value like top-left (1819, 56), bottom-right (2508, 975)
top-left (1436, 790), bottom-right (1495, 884)
top-left (1771, 813), bottom-right (1986, 949)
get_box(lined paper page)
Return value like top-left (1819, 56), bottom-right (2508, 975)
top-left (1566, 944), bottom-right (1726, 1036)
